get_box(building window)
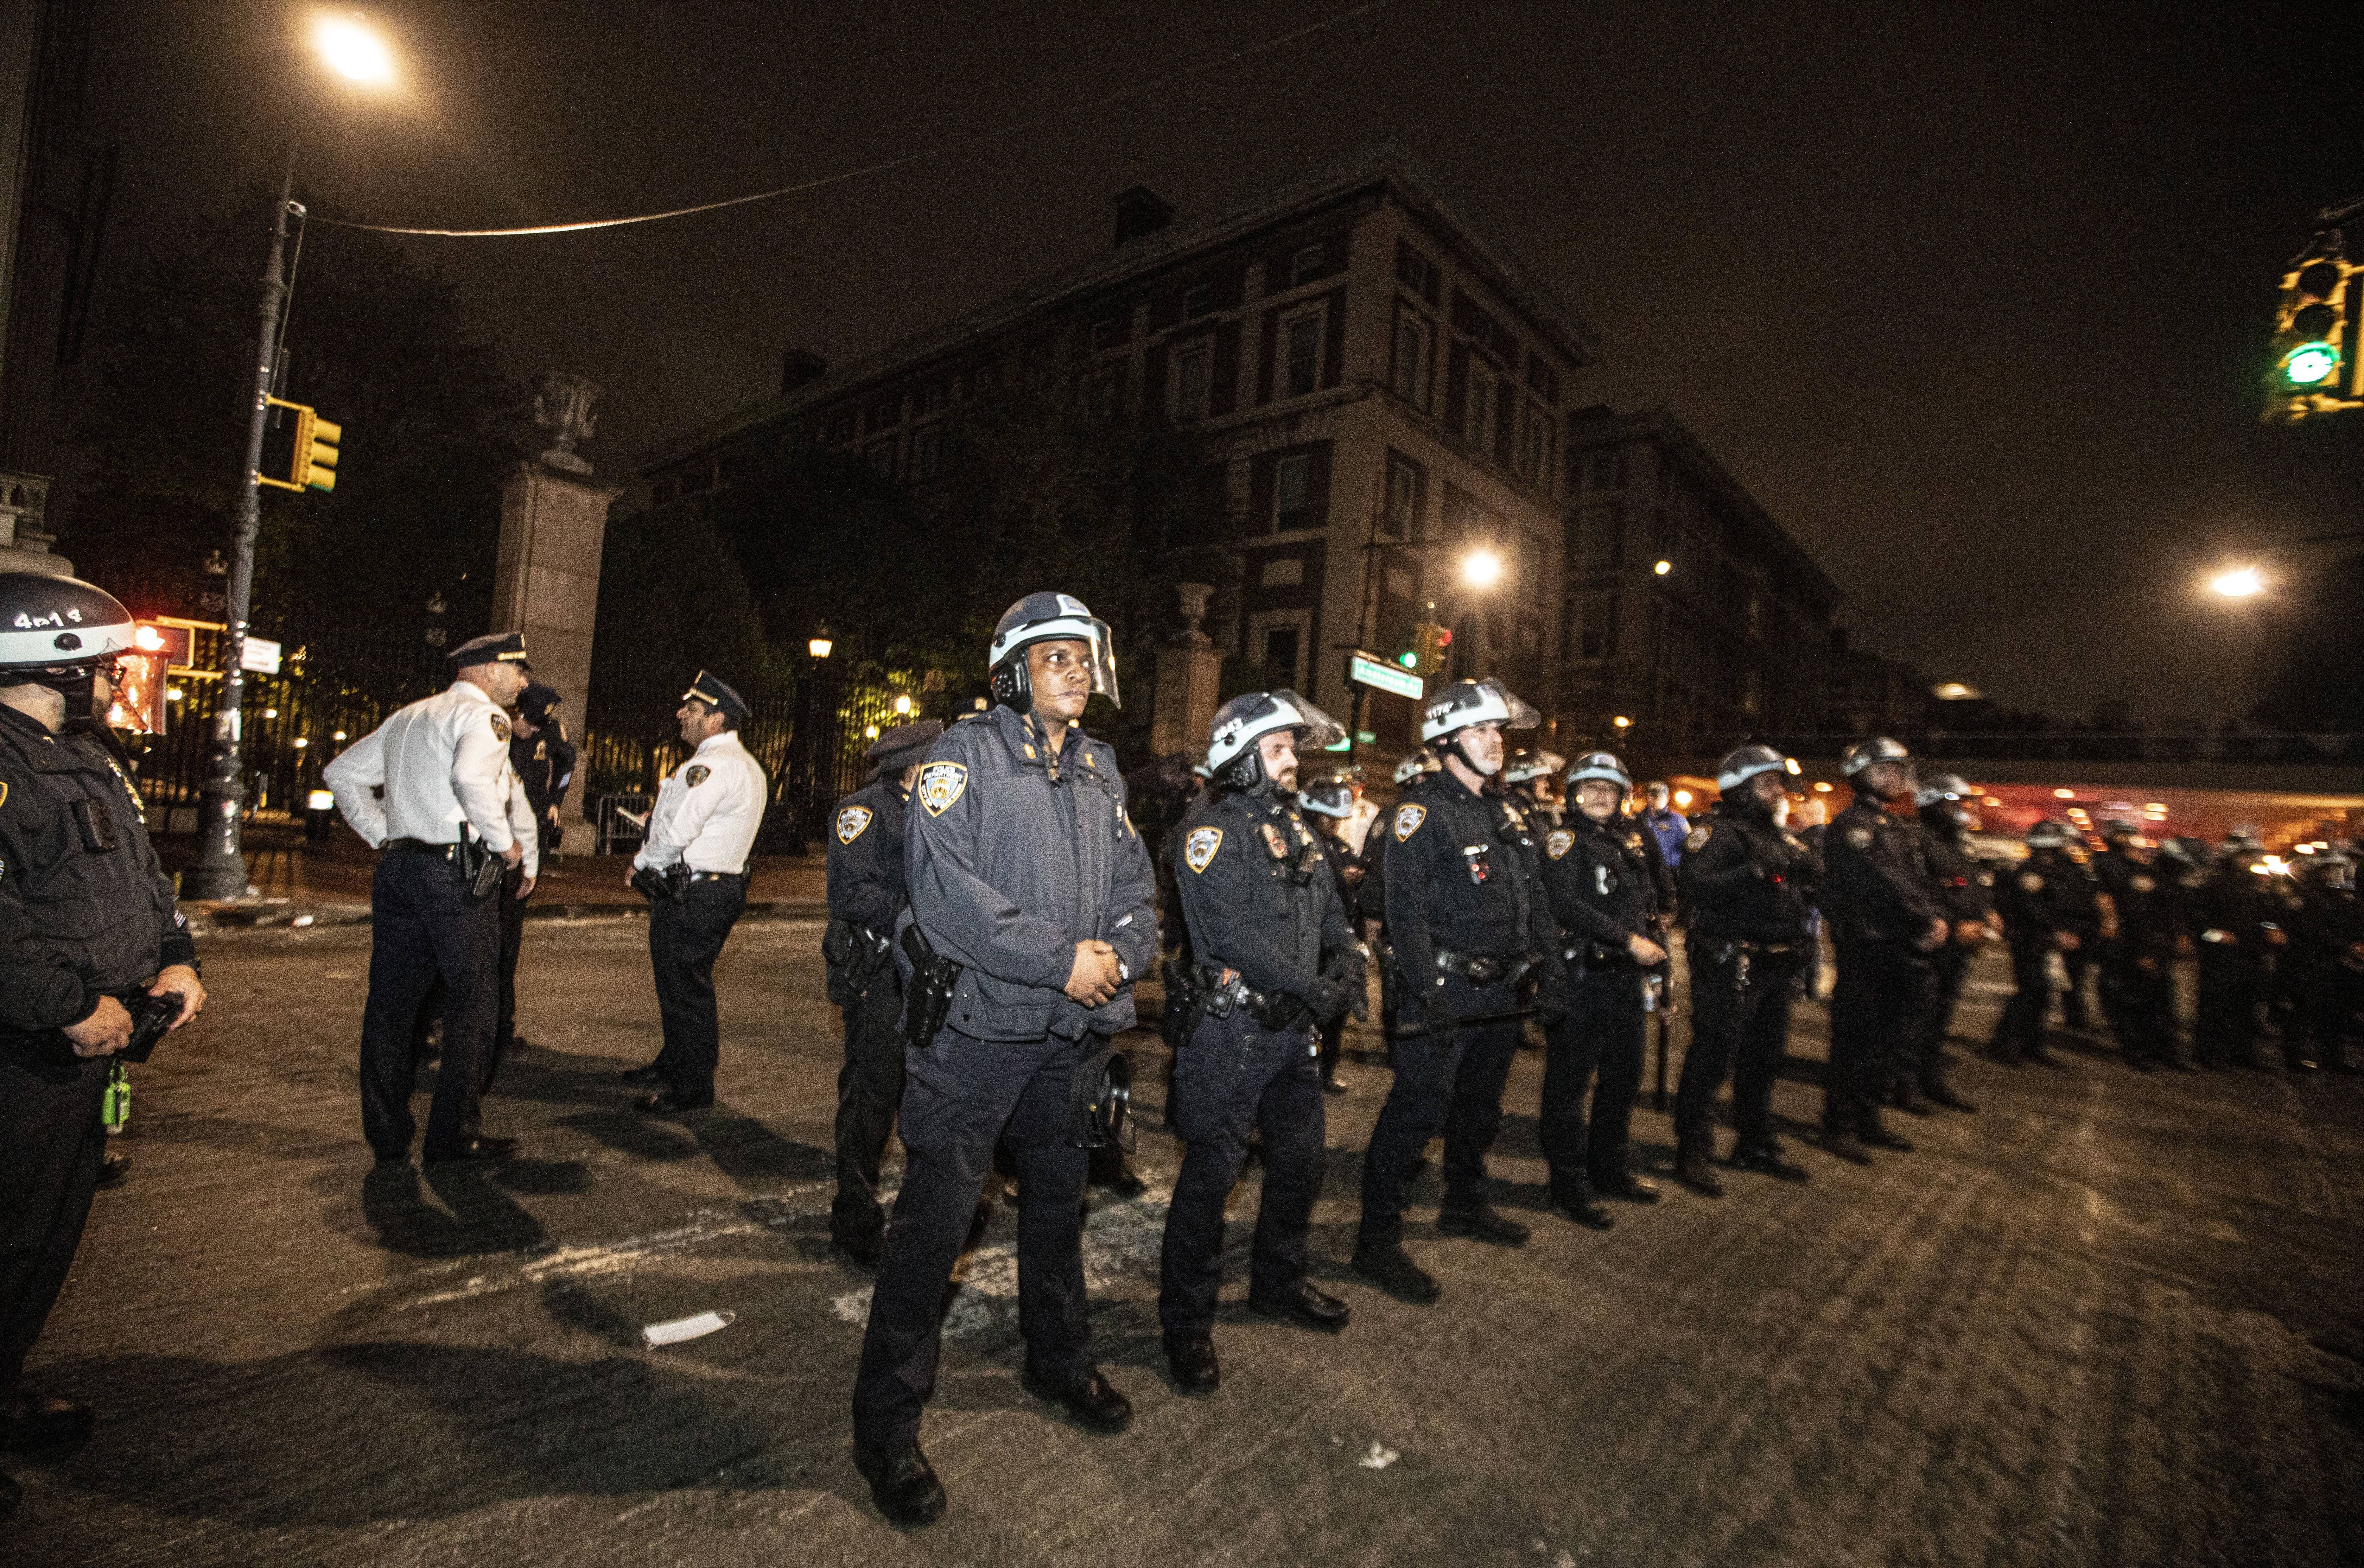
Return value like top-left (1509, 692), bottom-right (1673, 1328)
top-left (1281, 308), bottom-right (1323, 399)
top-left (1079, 368), bottom-right (1118, 424)
top-left (1392, 307), bottom-right (1431, 411)
top-left (868, 395), bottom-right (902, 433)
top-left (919, 380), bottom-right (947, 416)
top-left (911, 425), bottom-right (943, 482)
top-left (1091, 314), bottom-right (1128, 353)
top-left (1584, 452), bottom-right (1626, 491)
top-left (1577, 596), bottom-right (1618, 661)
top-left (1519, 533), bottom-right (1547, 608)
top-left (1263, 623), bottom-right (1302, 682)
top-left (1524, 355), bottom-right (1559, 404)
top-left (1571, 504), bottom-right (1620, 570)
top-left (1395, 240), bottom-right (1435, 300)
top-left (1183, 282), bottom-right (1214, 320)
top-left (1519, 403), bottom-right (1555, 487)
top-left (1741, 668), bottom-right (1764, 716)
top-left (826, 411), bottom-right (856, 446)
top-left (1174, 344), bottom-right (1212, 423)
top-left (1260, 556), bottom-right (1305, 588)
top-left (1383, 452), bottom-right (1424, 541)
top-left (1465, 363), bottom-right (1495, 448)
top-left (651, 476), bottom-right (676, 505)
top-left (1290, 244), bottom-right (1326, 288)
top-left (866, 439), bottom-right (896, 479)
top-left (1274, 452), bottom-right (1311, 531)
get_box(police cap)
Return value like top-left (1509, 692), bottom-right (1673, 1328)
top-left (517, 681), bottom-right (560, 724)
top-left (681, 669), bottom-right (749, 724)
top-left (449, 630), bottom-right (529, 669)
top-left (868, 718), bottom-right (943, 773)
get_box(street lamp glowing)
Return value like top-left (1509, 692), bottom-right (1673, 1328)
top-left (2209, 565), bottom-right (2264, 599)
top-left (314, 14), bottom-right (395, 84)
top-left (1459, 547), bottom-right (1504, 591)
top-left (892, 693), bottom-right (913, 715)
top-left (808, 635), bottom-right (834, 659)
top-left (1652, 559), bottom-right (1671, 576)
top-left (1611, 715), bottom-right (1631, 730)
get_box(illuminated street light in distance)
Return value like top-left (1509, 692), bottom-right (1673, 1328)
top-left (315, 12), bottom-right (396, 84)
top-left (1812, 781), bottom-right (1833, 793)
top-left (1652, 559), bottom-right (1672, 576)
top-left (1459, 547), bottom-right (1504, 590)
top-left (1932, 681), bottom-right (1981, 701)
top-left (2054, 788), bottom-right (2076, 799)
top-left (1672, 789), bottom-right (1692, 808)
top-left (1610, 715), bottom-right (1632, 730)
top-left (2209, 565), bottom-right (2265, 598)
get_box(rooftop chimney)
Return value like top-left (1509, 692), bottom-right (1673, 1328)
top-left (780, 349), bottom-right (828, 394)
top-left (1113, 185), bottom-right (1175, 247)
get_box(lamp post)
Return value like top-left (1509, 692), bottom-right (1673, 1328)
top-left (183, 15), bottom-right (397, 899)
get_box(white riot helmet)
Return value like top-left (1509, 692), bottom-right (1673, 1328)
top-left (1298, 780), bottom-right (1355, 819)
top-left (1393, 749), bottom-right (1442, 786)
top-left (1565, 750), bottom-right (1632, 790)
top-left (1715, 743), bottom-right (1791, 793)
top-left (1206, 688), bottom-right (1346, 792)
top-left (1419, 677), bottom-right (1538, 777)
top-left (2027, 819), bottom-right (2073, 850)
top-left (986, 591), bottom-right (1120, 710)
top-left (1501, 747), bottom-right (1564, 786)
top-left (0, 572), bottom-right (138, 734)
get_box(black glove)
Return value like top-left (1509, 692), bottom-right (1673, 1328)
top-left (1417, 991), bottom-right (1457, 1040)
top-left (1303, 976), bottom-right (1353, 1023)
top-left (1534, 981), bottom-right (1571, 1030)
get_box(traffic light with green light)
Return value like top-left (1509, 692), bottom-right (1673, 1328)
top-left (2263, 234), bottom-right (2361, 424)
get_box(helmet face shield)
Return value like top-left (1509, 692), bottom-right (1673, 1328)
top-left (989, 599), bottom-right (1121, 710)
top-left (1268, 689), bottom-right (1346, 755)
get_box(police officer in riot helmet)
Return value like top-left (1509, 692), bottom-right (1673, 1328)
top-left (1905, 774), bottom-right (1986, 1112)
top-left (1158, 692), bottom-right (1362, 1394)
top-left (1673, 744), bottom-right (1820, 1191)
top-left (1500, 747), bottom-right (1565, 829)
top-left (2287, 844), bottom-right (2364, 1072)
top-left (1298, 778), bottom-right (1367, 1093)
top-left (1352, 678), bottom-right (1568, 1305)
top-left (1816, 737), bottom-right (1947, 1164)
top-left (1535, 750), bottom-right (1670, 1229)
top-left (1989, 819), bottom-right (2096, 1067)
top-left (850, 592), bottom-right (1158, 1528)
top-left (2098, 825), bottom-right (2190, 1071)
top-left (0, 573), bottom-right (207, 1512)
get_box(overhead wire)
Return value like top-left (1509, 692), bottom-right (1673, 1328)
top-left (313, 0), bottom-right (1391, 240)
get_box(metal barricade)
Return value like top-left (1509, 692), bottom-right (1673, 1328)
top-left (596, 793), bottom-right (653, 856)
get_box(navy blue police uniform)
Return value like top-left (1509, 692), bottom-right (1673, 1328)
top-left (850, 703), bottom-right (1157, 1448)
top-left (824, 720), bottom-right (940, 1260)
top-left (1818, 795), bottom-right (1942, 1148)
top-left (1674, 799), bottom-right (1820, 1175)
top-left (1987, 842), bottom-right (2089, 1065)
top-left (0, 701), bottom-right (198, 1443)
top-left (1910, 814), bottom-right (1991, 1107)
top-left (1161, 785), bottom-right (1359, 1360)
top-left (1536, 807), bottom-right (1666, 1212)
top-left (1358, 770), bottom-right (1565, 1263)
top-left (2095, 846), bottom-right (2186, 1069)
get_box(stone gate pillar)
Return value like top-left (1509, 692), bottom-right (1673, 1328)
top-left (1150, 581), bottom-right (1224, 760)
top-left (491, 373), bottom-right (619, 822)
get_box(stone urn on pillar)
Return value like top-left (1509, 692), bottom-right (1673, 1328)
top-left (492, 372), bottom-right (623, 827)
top-left (1150, 582), bottom-right (1225, 760)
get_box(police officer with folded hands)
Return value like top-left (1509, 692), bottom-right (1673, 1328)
top-left (1159, 691), bottom-right (1360, 1396)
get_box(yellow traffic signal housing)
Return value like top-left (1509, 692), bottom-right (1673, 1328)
top-left (2263, 234), bottom-right (2362, 424)
top-left (256, 397), bottom-right (343, 491)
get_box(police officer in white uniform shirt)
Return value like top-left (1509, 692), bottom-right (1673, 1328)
top-left (324, 631), bottom-right (538, 1163)
top-left (620, 670), bottom-right (767, 1113)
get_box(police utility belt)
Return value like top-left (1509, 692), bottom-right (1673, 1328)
top-left (630, 863), bottom-right (746, 902)
top-left (1433, 947), bottom-right (1533, 986)
top-left (387, 834), bottom-right (507, 900)
top-left (1561, 933), bottom-right (1640, 973)
top-left (823, 917), bottom-right (896, 990)
top-left (1192, 966), bottom-right (1312, 1031)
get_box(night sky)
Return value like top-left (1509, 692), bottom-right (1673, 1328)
top-left (57, 0), bottom-right (2364, 725)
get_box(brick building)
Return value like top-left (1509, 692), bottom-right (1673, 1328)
top-left (1559, 407), bottom-right (1841, 756)
top-left (636, 144), bottom-right (1600, 763)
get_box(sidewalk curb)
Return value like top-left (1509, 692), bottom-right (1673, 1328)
top-left (179, 899), bottom-right (831, 932)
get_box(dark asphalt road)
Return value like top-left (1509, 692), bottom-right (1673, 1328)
top-left (9, 916), bottom-right (2362, 1567)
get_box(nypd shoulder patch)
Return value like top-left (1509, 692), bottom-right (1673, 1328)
top-left (1545, 829), bottom-right (1574, 861)
top-left (1394, 803), bottom-right (1427, 842)
top-left (490, 712), bottom-right (511, 743)
top-left (1685, 825), bottom-right (1711, 852)
top-left (918, 761), bottom-right (969, 817)
top-left (1184, 826), bottom-right (1223, 874)
top-left (2130, 873), bottom-right (2155, 893)
top-left (835, 804), bottom-right (874, 844)
top-left (1846, 825), bottom-right (1874, 850)
top-left (2019, 871), bottom-right (2045, 892)
top-left (685, 764), bottom-right (711, 787)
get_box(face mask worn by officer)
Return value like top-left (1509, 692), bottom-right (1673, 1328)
top-left (0, 573), bottom-right (138, 735)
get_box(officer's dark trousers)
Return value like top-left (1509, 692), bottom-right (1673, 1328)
top-left (831, 968), bottom-right (906, 1248)
top-left (2195, 947), bottom-right (2264, 1067)
top-left (2060, 944), bottom-right (2094, 1028)
top-left (647, 876), bottom-right (746, 1102)
top-left (1160, 1014), bottom-right (1324, 1337)
top-left (494, 867), bottom-right (527, 1053)
top-left (1914, 940), bottom-right (1970, 1094)
top-left (1358, 973), bottom-right (1519, 1250)
top-left (0, 1045), bottom-right (104, 1400)
top-left (1676, 941), bottom-right (1794, 1155)
top-left (359, 850), bottom-right (500, 1157)
top-left (853, 1026), bottom-right (1092, 1446)
top-left (1826, 942), bottom-right (1932, 1136)
top-left (2112, 954), bottom-right (2177, 1065)
top-left (1539, 967), bottom-right (1644, 1197)
top-left (1988, 941), bottom-right (2054, 1061)
top-left (1317, 1015), bottom-right (1346, 1083)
